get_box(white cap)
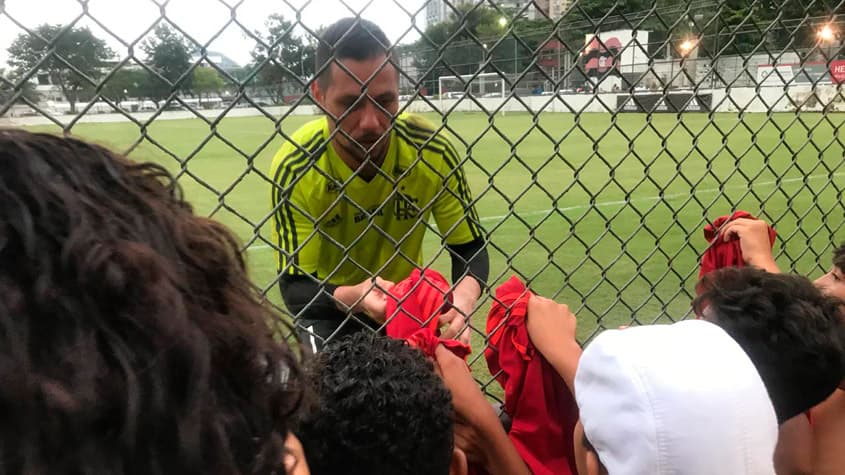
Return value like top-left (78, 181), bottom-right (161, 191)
top-left (575, 320), bottom-right (777, 475)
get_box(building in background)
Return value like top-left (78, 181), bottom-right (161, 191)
top-left (426, 0), bottom-right (474, 26)
top-left (549, 0), bottom-right (572, 19)
top-left (491, 0), bottom-right (550, 20)
top-left (426, 0), bottom-right (553, 27)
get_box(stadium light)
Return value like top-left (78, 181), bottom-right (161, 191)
top-left (679, 39), bottom-right (697, 56)
top-left (817, 24), bottom-right (836, 42)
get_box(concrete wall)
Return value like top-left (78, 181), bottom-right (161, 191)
top-left (3, 85), bottom-right (843, 127)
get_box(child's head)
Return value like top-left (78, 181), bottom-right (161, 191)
top-left (297, 332), bottom-right (461, 475)
top-left (574, 320), bottom-right (778, 475)
top-left (0, 129), bottom-right (306, 474)
top-left (695, 266), bottom-right (845, 421)
top-left (814, 242), bottom-right (845, 300)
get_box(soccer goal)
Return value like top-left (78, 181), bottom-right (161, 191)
top-left (437, 72), bottom-right (506, 106)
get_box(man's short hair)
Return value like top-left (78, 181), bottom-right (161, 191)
top-left (832, 242), bottom-right (845, 272)
top-left (315, 17), bottom-right (392, 89)
top-left (0, 129), bottom-right (305, 474)
top-left (694, 266), bottom-right (845, 423)
top-left (297, 332), bottom-right (454, 475)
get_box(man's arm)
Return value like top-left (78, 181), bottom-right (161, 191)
top-left (439, 238), bottom-right (489, 342)
top-left (279, 274), bottom-right (339, 318)
top-left (271, 153), bottom-right (329, 320)
top-left (279, 273), bottom-right (395, 324)
top-left (332, 277), bottom-right (395, 323)
top-left (431, 138), bottom-right (487, 343)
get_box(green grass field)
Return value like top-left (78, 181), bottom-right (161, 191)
top-left (25, 110), bottom-right (845, 384)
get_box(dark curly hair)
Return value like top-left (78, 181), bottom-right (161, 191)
top-left (694, 266), bottom-right (845, 423)
top-left (0, 129), bottom-right (305, 474)
top-left (297, 332), bottom-right (454, 475)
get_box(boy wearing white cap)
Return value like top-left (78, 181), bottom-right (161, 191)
top-left (572, 320), bottom-right (779, 475)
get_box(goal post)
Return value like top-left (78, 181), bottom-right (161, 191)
top-left (438, 72), bottom-right (507, 108)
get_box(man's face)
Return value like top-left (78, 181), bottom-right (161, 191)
top-left (312, 54), bottom-right (399, 165)
top-left (814, 266), bottom-right (845, 301)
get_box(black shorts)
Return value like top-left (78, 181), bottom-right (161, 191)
top-left (295, 314), bottom-right (382, 353)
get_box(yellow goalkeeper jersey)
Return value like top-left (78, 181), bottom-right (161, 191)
top-left (269, 113), bottom-right (482, 285)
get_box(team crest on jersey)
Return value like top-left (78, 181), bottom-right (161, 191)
top-left (394, 191), bottom-right (420, 221)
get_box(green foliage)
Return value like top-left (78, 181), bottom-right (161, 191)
top-left (192, 67), bottom-right (225, 100)
top-left (142, 23), bottom-right (194, 102)
top-left (413, 3), bottom-right (561, 90)
top-left (7, 24), bottom-right (113, 113)
top-left (97, 68), bottom-right (149, 104)
top-left (0, 68), bottom-right (40, 106)
top-left (249, 14), bottom-right (316, 104)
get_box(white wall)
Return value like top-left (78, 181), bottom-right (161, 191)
top-left (3, 86), bottom-right (843, 127)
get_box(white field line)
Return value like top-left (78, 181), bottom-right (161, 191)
top-left (246, 171), bottom-right (844, 252)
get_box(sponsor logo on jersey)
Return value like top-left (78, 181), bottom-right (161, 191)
top-left (353, 206), bottom-right (385, 224)
top-left (322, 213), bottom-right (342, 227)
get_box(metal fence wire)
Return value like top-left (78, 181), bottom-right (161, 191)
top-left (2, 0), bottom-right (845, 396)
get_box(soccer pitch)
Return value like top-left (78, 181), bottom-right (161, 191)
top-left (26, 110), bottom-right (845, 343)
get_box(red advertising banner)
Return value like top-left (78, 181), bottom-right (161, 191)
top-left (831, 60), bottom-right (845, 84)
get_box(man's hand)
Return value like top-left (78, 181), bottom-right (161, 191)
top-left (434, 345), bottom-right (531, 475)
top-left (526, 295), bottom-right (582, 393)
top-left (438, 277), bottom-right (480, 345)
top-left (333, 277), bottom-right (395, 323)
top-left (718, 218), bottom-right (779, 272)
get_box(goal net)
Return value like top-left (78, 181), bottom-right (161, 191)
top-left (437, 72), bottom-right (506, 101)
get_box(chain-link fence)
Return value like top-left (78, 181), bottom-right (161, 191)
top-left (2, 0), bottom-right (844, 396)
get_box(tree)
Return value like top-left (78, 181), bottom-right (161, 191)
top-left (192, 66), bottom-right (225, 101)
top-left (413, 4), bottom-right (556, 87)
top-left (413, 3), bottom-right (502, 82)
top-left (7, 24), bottom-right (113, 113)
top-left (98, 68), bottom-right (150, 105)
top-left (249, 14), bottom-right (315, 104)
top-left (142, 23), bottom-right (194, 104)
top-left (0, 68), bottom-right (40, 106)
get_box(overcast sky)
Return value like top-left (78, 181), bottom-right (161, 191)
top-left (0, 0), bottom-right (427, 68)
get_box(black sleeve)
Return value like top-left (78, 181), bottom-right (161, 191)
top-left (446, 237), bottom-right (489, 288)
top-left (278, 274), bottom-right (342, 320)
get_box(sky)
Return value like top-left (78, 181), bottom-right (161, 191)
top-left (0, 0), bottom-right (428, 68)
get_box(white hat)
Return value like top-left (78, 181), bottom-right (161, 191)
top-left (574, 320), bottom-right (777, 475)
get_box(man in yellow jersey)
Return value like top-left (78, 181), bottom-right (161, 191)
top-left (270, 18), bottom-right (488, 351)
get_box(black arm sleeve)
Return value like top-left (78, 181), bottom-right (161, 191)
top-left (278, 274), bottom-right (343, 320)
top-left (446, 237), bottom-right (489, 288)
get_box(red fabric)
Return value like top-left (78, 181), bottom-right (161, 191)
top-left (385, 268), bottom-right (452, 339)
top-left (404, 328), bottom-right (471, 360)
top-left (699, 211), bottom-right (776, 280)
top-left (385, 268), bottom-right (471, 359)
top-left (484, 276), bottom-right (579, 475)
